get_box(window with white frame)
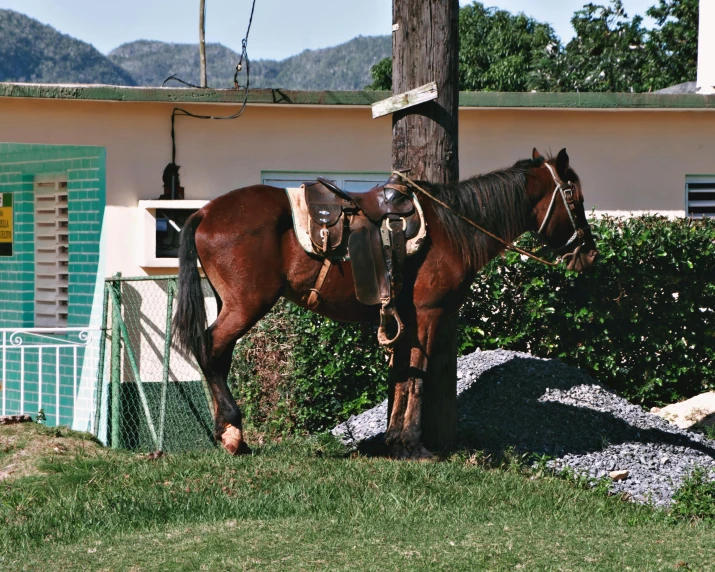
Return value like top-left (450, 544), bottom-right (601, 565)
top-left (262, 172), bottom-right (390, 192)
top-left (686, 176), bottom-right (715, 218)
top-left (34, 179), bottom-right (69, 327)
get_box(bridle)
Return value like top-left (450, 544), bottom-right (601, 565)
top-left (392, 168), bottom-right (595, 269)
top-left (538, 162), bottom-right (590, 262)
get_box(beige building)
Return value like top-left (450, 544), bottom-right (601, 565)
top-left (1, 84), bottom-right (714, 281)
top-left (0, 83), bottom-right (714, 434)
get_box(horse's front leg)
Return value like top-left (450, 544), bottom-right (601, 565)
top-left (385, 308), bottom-right (443, 460)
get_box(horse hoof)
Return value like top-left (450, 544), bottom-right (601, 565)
top-left (410, 444), bottom-right (436, 461)
top-left (389, 443), bottom-right (435, 461)
top-left (221, 426), bottom-right (251, 455)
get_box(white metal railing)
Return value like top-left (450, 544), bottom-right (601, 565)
top-left (0, 327), bottom-right (100, 425)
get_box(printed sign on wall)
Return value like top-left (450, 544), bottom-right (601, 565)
top-left (0, 192), bottom-right (13, 257)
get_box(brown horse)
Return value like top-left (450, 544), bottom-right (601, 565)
top-left (174, 148), bottom-right (598, 458)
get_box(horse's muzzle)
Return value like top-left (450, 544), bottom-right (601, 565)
top-left (565, 248), bottom-right (598, 272)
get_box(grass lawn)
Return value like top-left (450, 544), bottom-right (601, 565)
top-left (1, 423), bottom-right (714, 571)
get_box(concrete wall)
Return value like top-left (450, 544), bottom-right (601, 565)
top-left (460, 109), bottom-right (713, 214)
top-left (1, 97), bottom-right (713, 277)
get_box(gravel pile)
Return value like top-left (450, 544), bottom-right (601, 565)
top-left (332, 349), bottom-right (715, 506)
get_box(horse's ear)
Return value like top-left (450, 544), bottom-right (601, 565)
top-left (532, 148), bottom-right (542, 161)
top-left (556, 148), bottom-right (570, 179)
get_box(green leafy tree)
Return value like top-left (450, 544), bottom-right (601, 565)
top-left (369, 0), bottom-right (699, 93)
top-left (366, 56), bottom-right (392, 91)
top-left (555, 1), bottom-right (648, 92)
top-left (458, 3), bottom-right (561, 92)
top-left (643, 0), bottom-right (699, 91)
top-left (366, 2), bottom-right (560, 92)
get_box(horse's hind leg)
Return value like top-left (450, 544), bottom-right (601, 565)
top-left (203, 328), bottom-right (247, 455)
top-left (203, 296), bottom-right (280, 454)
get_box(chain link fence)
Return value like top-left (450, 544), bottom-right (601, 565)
top-left (95, 275), bottom-right (217, 452)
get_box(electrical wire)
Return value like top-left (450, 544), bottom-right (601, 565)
top-left (167, 0), bottom-right (258, 165)
top-left (162, 75), bottom-right (204, 89)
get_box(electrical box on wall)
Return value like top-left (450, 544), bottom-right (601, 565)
top-left (138, 200), bottom-right (208, 267)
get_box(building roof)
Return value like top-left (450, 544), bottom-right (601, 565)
top-left (656, 82), bottom-right (698, 95)
top-left (1, 82), bottom-right (715, 110)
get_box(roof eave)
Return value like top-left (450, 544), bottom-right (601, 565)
top-left (1, 83), bottom-right (714, 110)
top-left (0, 83), bottom-right (386, 107)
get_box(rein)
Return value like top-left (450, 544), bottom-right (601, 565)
top-left (392, 171), bottom-right (561, 268)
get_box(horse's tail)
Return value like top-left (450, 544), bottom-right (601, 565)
top-left (173, 210), bottom-right (211, 370)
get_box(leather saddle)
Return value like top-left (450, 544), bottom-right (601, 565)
top-left (299, 174), bottom-right (425, 346)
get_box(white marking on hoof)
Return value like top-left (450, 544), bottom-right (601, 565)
top-left (221, 426), bottom-right (247, 455)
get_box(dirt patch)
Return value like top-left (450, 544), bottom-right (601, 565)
top-left (0, 422), bottom-right (105, 481)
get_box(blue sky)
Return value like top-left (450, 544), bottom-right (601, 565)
top-left (0, 0), bottom-right (656, 60)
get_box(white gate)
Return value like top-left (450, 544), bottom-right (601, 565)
top-left (0, 327), bottom-right (100, 427)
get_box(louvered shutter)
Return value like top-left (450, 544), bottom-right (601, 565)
top-left (34, 181), bottom-right (69, 327)
top-left (686, 176), bottom-right (715, 218)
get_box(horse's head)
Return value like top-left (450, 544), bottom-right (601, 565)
top-left (528, 148), bottom-right (598, 272)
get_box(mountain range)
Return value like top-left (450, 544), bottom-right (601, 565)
top-left (0, 9), bottom-right (135, 85)
top-left (0, 9), bottom-right (390, 90)
top-left (108, 36), bottom-right (391, 90)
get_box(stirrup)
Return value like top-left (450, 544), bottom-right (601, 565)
top-left (377, 301), bottom-right (404, 347)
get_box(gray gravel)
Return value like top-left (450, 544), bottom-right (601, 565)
top-left (332, 349), bottom-right (715, 506)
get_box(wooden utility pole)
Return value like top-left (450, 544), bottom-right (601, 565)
top-left (392, 0), bottom-right (460, 451)
top-left (199, 0), bottom-right (208, 88)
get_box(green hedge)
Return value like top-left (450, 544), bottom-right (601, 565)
top-left (230, 216), bottom-right (715, 434)
top-left (229, 302), bottom-right (389, 435)
top-left (460, 215), bottom-right (715, 405)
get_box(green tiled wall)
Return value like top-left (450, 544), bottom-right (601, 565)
top-left (0, 173), bottom-right (34, 325)
top-left (0, 143), bottom-right (106, 424)
top-left (0, 143), bottom-right (106, 328)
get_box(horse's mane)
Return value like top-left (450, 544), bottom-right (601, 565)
top-left (421, 158), bottom-right (540, 270)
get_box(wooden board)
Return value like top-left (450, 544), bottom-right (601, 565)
top-left (371, 82), bottom-right (438, 119)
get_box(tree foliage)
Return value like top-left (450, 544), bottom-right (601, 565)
top-left (369, 0), bottom-right (699, 93)
top-left (556, 1), bottom-right (649, 92)
top-left (365, 56), bottom-right (392, 91)
top-left (368, 2), bottom-right (561, 92)
top-left (643, 0), bottom-right (699, 91)
top-left (555, 0), bottom-right (699, 92)
top-left (458, 4), bottom-right (561, 92)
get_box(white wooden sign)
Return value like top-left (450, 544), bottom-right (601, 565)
top-left (371, 82), bottom-right (439, 119)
